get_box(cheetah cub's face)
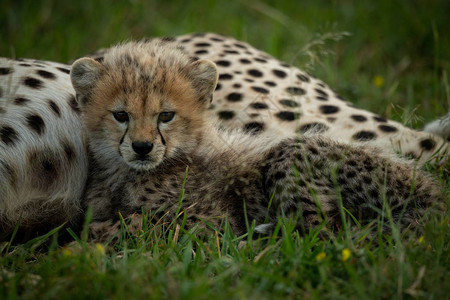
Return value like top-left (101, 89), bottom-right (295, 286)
top-left (71, 41), bottom-right (218, 170)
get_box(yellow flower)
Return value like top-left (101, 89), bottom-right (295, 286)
top-left (315, 252), bottom-right (326, 261)
top-left (95, 243), bottom-right (105, 255)
top-left (62, 248), bottom-right (72, 257)
top-left (341, 248), bottom-right (351, 262)
top-left (418, 236), bottom-right (425, 244)
top-left (373, 75), bottom-right (385, 87)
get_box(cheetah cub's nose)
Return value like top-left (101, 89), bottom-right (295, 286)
top-left (132, 141), bottom-right (154, 156)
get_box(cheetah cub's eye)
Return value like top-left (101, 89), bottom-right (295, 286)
top-left (113, 111), bottom-right (129, 123)
top-left (158, 111), bottom-right (175, 123)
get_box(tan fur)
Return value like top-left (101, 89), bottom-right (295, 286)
top-left (71, 41), bottom-right (443, 242)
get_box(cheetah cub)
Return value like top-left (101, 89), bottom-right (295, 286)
top-left (71, 41), bottom-right (442, 241)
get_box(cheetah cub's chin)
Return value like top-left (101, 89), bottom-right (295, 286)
top-left (71, 41), bottom-right (218, 171)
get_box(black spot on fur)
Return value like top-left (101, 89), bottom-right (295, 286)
top-left (216, 60), bottom-right (231, 67)
top-left (210, 37), bottom-right (224, 42)
top-left (272, 69), bottom-right (287, 78)
top-left (215, 83), bottom-right (222, 91)
top-left (279, 99), bottom-right (299, 108)
top-left (68, 94), bottom-right (80, 114)
top-left (251, 86), bottom-right (269, 94)
top-left (286, 87), bottom-right (306, 95)
top-left (373, 115), bottom-right (387, 123)
top-left (0, 126), bottom-right (18, 145)
top-left (244, 78), bottom-right (254, 83)
top-left (378, 124), bottom-right (398, 133)
top-left (57, 67), bottom-right (71, 74)
top-left (26, 114), bottom-right (45, 135)
top-left (254, 58), bottom-right (267, 63)
top-left (298, 122), bottom-right (329, 134)
top-left (14, 97), bottom-right (30, 105)
top-left (226, 93), bottom-right (242, 102)
top-left (308, 145), bottom-right (319, 155)
top-left (218, 111), bottom-right (235, 120)
top-left (224, 50), bottom-right (239, 54)
top-left (319, 105), bottom-right (340, 114)
top-left (274, 171), bottom-right (286, 180)
top-left (145, 188), bottom-right (156, 194)
top-left (233, 83), bottom-right (241, 88)
top-left (296, 74), bottom-right (310, 82)
top-left (180, 38), bottom-right (191, 43)
top-left (239, 58), bottom-right (251, 64)
top-left (219, 74), bottom-right (233, 80)
top-left (316, 96), bottom-right (328, 101)
top-left (47, 100), bottom-right (61, 117)
top-left (420, 138), bottom-right (436, 151)
top-left (234, 43), bottom-right (247, 49)
top-left (250, 102), bottom-right (268, 109)
top-left (248, 69), bottom-right (263, 77)
top-left (315, 88), bottom-right (328, 97)
top-left (346, 170), bottom-right (357, 178)
top-left (36, 70), bottom-right (56, 80)
top-left (139, 196), bottom-right (149, 202)
top-left (62, 142), bottom-right (76, 161)
top-left (194, 50), bottom-right (208, 55)
top-left (0, 67), bottom-right (13, 75)
top-left (276, 111), bottom-right (299, 121)
top-left (264, 81), bottom-right (276, 87)
top-left (243, 122), bottom-right (264, 134)
top-left (195, 42), bottom-right (211, 47)
top-left (352, 131), bottom-right (376, 141)
top-left (351, 115), bottom-right (367, 122)
top-left (23, 77), bottom-right (43, 89)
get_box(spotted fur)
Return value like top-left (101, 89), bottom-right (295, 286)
top-left (71, 41), bottom-right (442, 242)
top-left (86, 33), bottom-right (450, 165)
top-left (0, 58), bottom-right (87, 241)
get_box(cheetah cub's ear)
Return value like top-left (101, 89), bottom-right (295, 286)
top-left (186, 59), bottom-right (218, 106)
top-left (70, 58), bottom-right (106, 106)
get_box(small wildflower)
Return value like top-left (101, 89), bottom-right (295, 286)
top-left (373, 75), bottom-right (385, 87)
top-left (95, 243), bottom-right (105, 255)
top-left (418, 236), bottom-right (425, 244)
top-left (341, 248), bottom-right (351, 262)
top-left (62, 248), bottom-right (72, 257)
top-left (315, 252), bottom-right (326, 261)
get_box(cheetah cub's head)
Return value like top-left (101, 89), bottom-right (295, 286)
top-left (70, 41), bottom-right (218, 171)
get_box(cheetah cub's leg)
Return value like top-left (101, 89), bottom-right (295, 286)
top-left (258, 137), bottom-right (442, 234)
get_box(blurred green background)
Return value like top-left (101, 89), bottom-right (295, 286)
top-left (1, 0), bottom-right (449, 124)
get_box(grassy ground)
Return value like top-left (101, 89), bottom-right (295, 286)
top-left (0, 0), bottom-right (449, 299)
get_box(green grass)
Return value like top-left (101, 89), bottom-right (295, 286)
top-left (0, 0), bottom-right (449, 299)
